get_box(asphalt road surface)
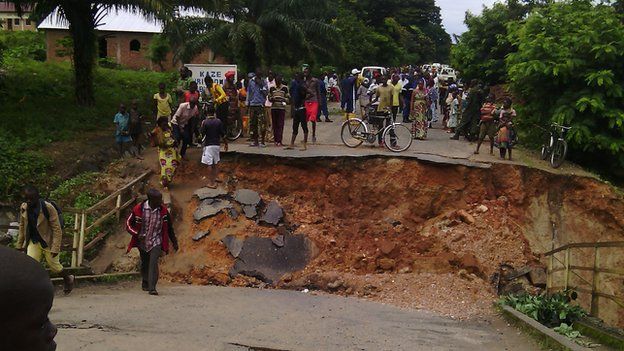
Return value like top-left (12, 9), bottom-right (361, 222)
top-left (51, 282), bottom-right (539, 351)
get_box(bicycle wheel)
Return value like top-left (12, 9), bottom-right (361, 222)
top-left (383, 123), bottom-right (412, 152)
top-left (541, 135), bottom-right (553, 160)
top-left (341, 119), bottom-right (366, 148)
top-left (226, 119), bottom-right (242, 141)
top-left (550, 139), bottom-right (568, 168)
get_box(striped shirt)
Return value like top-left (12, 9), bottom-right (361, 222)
top-left (269, 85), bottom-right (290, 110)
top-left (139, 202), bottom-right (162, 252)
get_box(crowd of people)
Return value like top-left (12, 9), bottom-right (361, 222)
top-left (111, 64), bottom-right (518, 191)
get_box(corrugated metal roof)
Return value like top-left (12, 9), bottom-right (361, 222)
top-left (38, 7), bottom-right (204, 34)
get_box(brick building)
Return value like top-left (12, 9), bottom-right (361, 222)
top-left (38, 8), bottom-right (225, 71)
top-left (0, 3), bottom-right (35, 31)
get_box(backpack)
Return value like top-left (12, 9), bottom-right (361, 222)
top-left (41, 199), bottom-right (65, 230)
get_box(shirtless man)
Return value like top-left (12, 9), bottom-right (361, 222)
top-left (303, 65), bottom-right (321, 144)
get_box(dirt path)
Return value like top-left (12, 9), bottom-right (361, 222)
top-left (51, 282), bottom-right (539, 351)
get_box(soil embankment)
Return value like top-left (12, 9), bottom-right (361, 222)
top-left (148, 154), bottom-right (624, 324)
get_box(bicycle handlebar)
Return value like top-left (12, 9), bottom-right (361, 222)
top-left (552, 123), bottom-right (571, 130)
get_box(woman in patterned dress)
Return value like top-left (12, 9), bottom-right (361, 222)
top-left (410, 79), bottom-right (429, 140)
top-left (152, 117), bottom-right (180, 189)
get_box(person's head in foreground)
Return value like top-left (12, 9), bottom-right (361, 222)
top-left (0, 246), bottom-right (57, 351)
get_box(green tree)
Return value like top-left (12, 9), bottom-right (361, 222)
top-left (169, 0), bottom-right (338, 72)
top-left (337, 0), bottom-right (451, 64)
top-left (11, 1), bottom-right (204, 106)
top-left (450, 0), bottom-right (548, 85)
top-left (147, 34), bottom-right (170, 71)
top-left (506, 0), bottom-right (624, 172)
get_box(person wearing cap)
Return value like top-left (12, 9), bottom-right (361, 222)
top-left (357, 78), bottom-right (371, 119)
top-left (246, 71), bottom-right (268, 147)
top-left (342, 69), bottom-right (358, 120)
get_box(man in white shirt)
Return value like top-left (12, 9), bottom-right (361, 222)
top-left (171, 96), bottom-right (199, 158)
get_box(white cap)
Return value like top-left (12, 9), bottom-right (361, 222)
top-left (351, 68), bottom-right (361, 75)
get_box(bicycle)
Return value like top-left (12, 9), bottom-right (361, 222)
top-left (200, 100), bottom-right (242, 142)
top-left (540, 123), bottom-right (571, 168)
top-left (340, 105), bottom-right (413, 152)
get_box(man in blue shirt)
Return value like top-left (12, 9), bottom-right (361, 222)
top-left (317, 79), bottom-right (332, 123)
top-left (246, 72), bottom-right (268, 147)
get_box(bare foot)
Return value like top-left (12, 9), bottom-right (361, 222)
top-left (474, 150), bottom-right (479, 154)
top-left (206, 184), bottom-right (217, 189)
top-left (284, 146), bottom-right (294, 150)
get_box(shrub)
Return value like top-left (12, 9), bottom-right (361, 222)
top-left (0, 31), bottom-right (46, 64)
top-left (500, 292), bottom-right (587, 328)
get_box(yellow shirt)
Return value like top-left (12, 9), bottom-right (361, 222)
top-left (392, 82), bottom-right (402, 106)
top-left (153, 93), bottom-right (173, 117)
top-left (209, 83), bottom-right (227, 105)
top-left (376, 84), bottom-right (394, 111)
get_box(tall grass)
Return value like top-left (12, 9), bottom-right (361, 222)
top-left (0, 58), bottom-right (174, 200)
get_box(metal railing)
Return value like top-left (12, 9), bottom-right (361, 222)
top-left (64, 171), bottom-right (152, 267)
top-left (544, 241), bottom-right (624, 316)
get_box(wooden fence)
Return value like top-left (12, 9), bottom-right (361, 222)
top-left (544, 241), bottom-right (624, 316)
top-left (64, 171), bottom-right (152, 267)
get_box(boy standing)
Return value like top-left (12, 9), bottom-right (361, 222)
top-left (114, 103), bottom-right (132, 157)
top-left (200, 113), bottom-right (227, 188)
top-left (128, 99), bottom-right (144, 159)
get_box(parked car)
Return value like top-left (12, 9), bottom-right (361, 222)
top-left (438, 67), bottom-right (457, 83)
top-left (361, 66), bottom-right (387, 82)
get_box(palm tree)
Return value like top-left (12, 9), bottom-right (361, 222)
top-left (12, 1), bottom-right (210, 106)
top-left (167, 0), bottom-right (339, 72)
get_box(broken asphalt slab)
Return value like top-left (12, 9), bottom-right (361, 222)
top-left (230, 235), bottom-right (316, 284)
top-left (193, 230), bottom-right (211, 242)
top-left (259, 200), bottom-right (284, 226)
top-left (193, 187), bottom-right (228, 200)
top-left (194, 199), bottom-right (233, 223)
top-left (242, 205), bottom-right (257, 219)
top-left (234, 189), bottom-right (261, 206)
top-left (222, 235), bottom-right (244, 258)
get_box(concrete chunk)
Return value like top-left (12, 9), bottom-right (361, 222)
top-left (230, 235), bottom-right (315, 284)
top-left (259, 200), bottom-right (284, 226)
top-left (193, 187), bottom-right (228, 200)
top-left (234, 189), bottom-right (261, 206)
top-left (193, 199), bottom-right (232, 223)
top-left (192, 230), bottom-right (211, 242)
top-left (242, 205), bottom-right (257, 219)
top-left (222, 235), bottom-right (244, 258)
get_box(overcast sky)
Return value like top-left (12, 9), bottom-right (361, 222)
top-left (438, 0), bottom-right (500, 37)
